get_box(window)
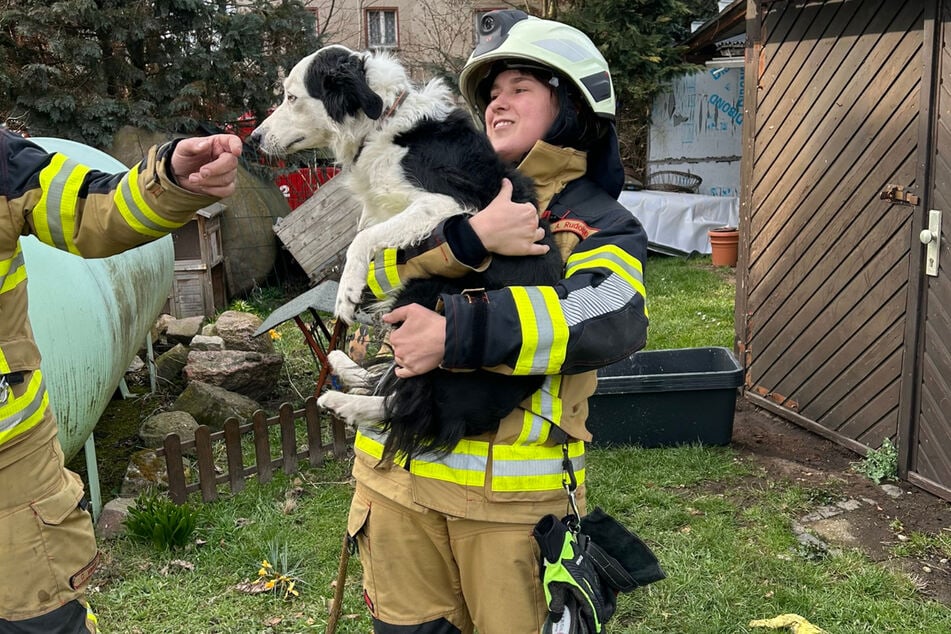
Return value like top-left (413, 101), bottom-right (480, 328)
top-left (367, 9), bottom-right (398, 48)
top-left (305, 7), bottom-right (319, 33)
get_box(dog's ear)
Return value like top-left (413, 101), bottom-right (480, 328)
top-left (308, 51), bottom-right (384, 122)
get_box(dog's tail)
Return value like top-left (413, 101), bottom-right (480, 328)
top-left (378, 372), bottom-right (456, 462)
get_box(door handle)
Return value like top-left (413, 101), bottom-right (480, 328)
top-left (919, 209), bottom-right (941, 277)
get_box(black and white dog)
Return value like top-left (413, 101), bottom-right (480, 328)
top-left (250, 45), bottom-right (562, 459)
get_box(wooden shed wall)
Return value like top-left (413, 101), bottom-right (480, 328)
top-left (739, 1), bottom-right (924, 451)
top-left (909, 0), bottom-right (951, 498)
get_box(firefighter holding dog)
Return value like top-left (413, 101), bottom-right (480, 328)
top-left (345, 10), bottom-right (657, 634)
top-left (0, 129), bottom-right (241, 633)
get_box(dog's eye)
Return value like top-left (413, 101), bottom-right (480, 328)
top-left (287, 94), bottom-right (297, 104)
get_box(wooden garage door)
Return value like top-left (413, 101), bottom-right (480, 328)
top-left (910, 0), bottom-right (951, 500)
top-left (742, 0), bottom-right (924, 451)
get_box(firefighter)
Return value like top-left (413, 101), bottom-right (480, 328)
top-left (0, 129), bottom-right (241, 633)
top-left (346, 10), bottom-right (649, 634)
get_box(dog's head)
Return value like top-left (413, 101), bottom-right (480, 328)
top-left (250, 45), bottom-right (392, 157)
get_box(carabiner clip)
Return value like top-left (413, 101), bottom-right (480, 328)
top-left (561, 443), bottom-right (581, 532)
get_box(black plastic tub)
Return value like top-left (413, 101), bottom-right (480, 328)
top-left (587, 347), bottom-right (744, 448)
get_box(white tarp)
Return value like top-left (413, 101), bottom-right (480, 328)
top-left (618, 190), bottom-right (739, 256)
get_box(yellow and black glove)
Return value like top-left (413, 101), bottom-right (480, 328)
top-left (534, 514), bottom-right (614, 634)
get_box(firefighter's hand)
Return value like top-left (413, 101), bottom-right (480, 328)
top-left (534, 515), bottom-right (611, 634)
top-left (171, 134), bottom-right (242, 198)
top-left (469, 178), bottom-right (549, 256)
top-left (381, 304), bottom-right (445, 378)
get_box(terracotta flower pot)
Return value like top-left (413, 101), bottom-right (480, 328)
top-left (708, 227), bottom-right (739, 267)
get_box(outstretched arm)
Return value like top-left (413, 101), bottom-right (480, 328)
top-left (170, 134), bottom-right (243, 198)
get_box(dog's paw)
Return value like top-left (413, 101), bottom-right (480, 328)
top-left (335, 270), bottom-right (367, 324)
top-left (327, 350), bottom-right (371, 389)
top-left (317, 391), bottom-right (385, 429)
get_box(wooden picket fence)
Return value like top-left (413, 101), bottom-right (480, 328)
top-left (156, 396), bottom-right (352, 504)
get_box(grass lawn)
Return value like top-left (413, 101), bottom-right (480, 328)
top-left (87, 255), bottom-right (951, 633)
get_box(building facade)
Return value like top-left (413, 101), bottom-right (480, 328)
top-left (303, 1), bottom-right (539, 80)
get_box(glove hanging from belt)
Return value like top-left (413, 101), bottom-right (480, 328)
top-left (534, 444), bottom-right (666, 632)
top-left (534, 513), bottom-right (613, 633)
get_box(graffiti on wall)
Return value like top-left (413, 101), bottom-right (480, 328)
top-left (648, 67), bottom-right (744, 196)
top-left (650, 67), bottom-right (744, 159)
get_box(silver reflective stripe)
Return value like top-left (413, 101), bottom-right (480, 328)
top-left (522, 411), bottom-right (547, 444)
top-left (0, 375), bottom-right (45, 432)
top-left (118, 174), bottom-right (169, 234)
top-left (562, 273), bottom-right (638, 325)
top-left (493, 453), bottom-right (584, 478)
top-left (521, 287), bottom-right (559, 373)
top-left (41, 158), bottom-right (81, 250)
top-left (0, 249), bottom-right (25, 291)
top-left (533, 38), bottom-right (589, 63)
top-left (412, 449), bottom-right (488, 472)
top-left (521, 377), bottom-right (560, 443)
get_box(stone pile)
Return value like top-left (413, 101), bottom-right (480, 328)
top-left (96, 310), bottom-right (285, 538)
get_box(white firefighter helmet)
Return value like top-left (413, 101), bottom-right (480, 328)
top-left (459, 10), bottom-right (615, 120)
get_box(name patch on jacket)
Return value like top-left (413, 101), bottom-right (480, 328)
top-left (550, 218), bottom-right (596, 240)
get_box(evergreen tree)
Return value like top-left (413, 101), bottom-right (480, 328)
top-left (558, 0), bottom-right (716, 177)
top-left (0, 0), bottom-right (321, 146)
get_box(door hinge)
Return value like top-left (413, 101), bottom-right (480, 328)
top-left (880, 184), bottom-right (920, 206)
top-left (919, 209), bottom-right (941, 277)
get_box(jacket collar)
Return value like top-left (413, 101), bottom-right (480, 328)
top-left (517, 141), bottom-right (587, 212)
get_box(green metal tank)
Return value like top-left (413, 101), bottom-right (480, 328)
top-left (24, 138), bottom-right (174, 461)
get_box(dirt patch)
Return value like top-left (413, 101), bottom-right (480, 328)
top-left (731, 398), bottom-right (951, 605)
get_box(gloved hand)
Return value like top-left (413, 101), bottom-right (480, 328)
top-left (533, 514), bottom-right (614, 634)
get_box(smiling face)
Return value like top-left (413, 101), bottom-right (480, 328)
top-left (484, 69), bottom-right (559, 163)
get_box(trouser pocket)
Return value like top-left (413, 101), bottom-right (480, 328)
top-left (0, 469), bottom-right (99, 621)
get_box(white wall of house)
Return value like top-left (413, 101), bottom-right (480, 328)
top-left (648, 67), bottom-right (744, 198)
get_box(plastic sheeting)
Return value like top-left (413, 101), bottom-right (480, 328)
top-left (618, 190), bottom-right (739, 256)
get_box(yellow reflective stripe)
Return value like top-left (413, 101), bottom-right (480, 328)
top-left (0, 371), bottom-right (49, 445)
top-left (357, 420), bottom-right (585, 493)
top-left (114, 165), bottom-right (178, 238)
top-left (409, 439), bottom-right (489, 487)
top-left (515, 376), bottom-right (563, 446)
top-left (566, 244), bottom-right (646, 303)
top-left (32, 156), bottom-right (90, 254)
top-left (0, 349), bottom-right (9, 374)
top-left (0, 245), bottom-right (26, 293)
top-left (367, 248), bottom-right (401, 300)
top-left (85, 601), bottom-right (99, 631)
top-left (32, 154), bottom-right (67, 247)
top-left (492, 440), bottom-right (585, 492)
top-left (355, 426), bottom-right (411, 466)
top-left (511, 286), bottom-right (569, 374)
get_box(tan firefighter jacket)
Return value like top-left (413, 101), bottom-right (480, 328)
top-left (0, 131), bottom-right (219, 447)
top-left (352, 141), bottom-right (650, 523)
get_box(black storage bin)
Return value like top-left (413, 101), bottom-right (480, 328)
top-left (587, 347), bottom-right (744, 448)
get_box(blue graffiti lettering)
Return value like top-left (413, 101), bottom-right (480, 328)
top-left (708, 94), bottom-right (743, 126)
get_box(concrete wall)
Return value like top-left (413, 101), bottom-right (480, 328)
top-left (648, 67), bottom-right (744, 197)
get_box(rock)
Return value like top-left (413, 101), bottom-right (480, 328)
top-left (96, 497), bottom-right (137, 540)
top-left (171, 381), bottom-right (261, 430)
top-left (214, 310), bottom-right (275, 354)
top-left (152, 313), bottom-right (175, 343)
top-left (126, 355), bottom-right (146, 374)
top-left (183, 350), bottom-right (283, 400)
top-left (139, 410), bottom-right (199, 449)
top-left (880, 483), bottom-right (903, 498)
top-left (201, 323), bottom-right (218, 336)
top-left (120, 449), bottom-right (169, 497)
top-left (155, 343), bottom-right (190, 391)
top-left (190, 334), bottom-right (225, 351)
top-left (165, 315), bottom-right (205, 346)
